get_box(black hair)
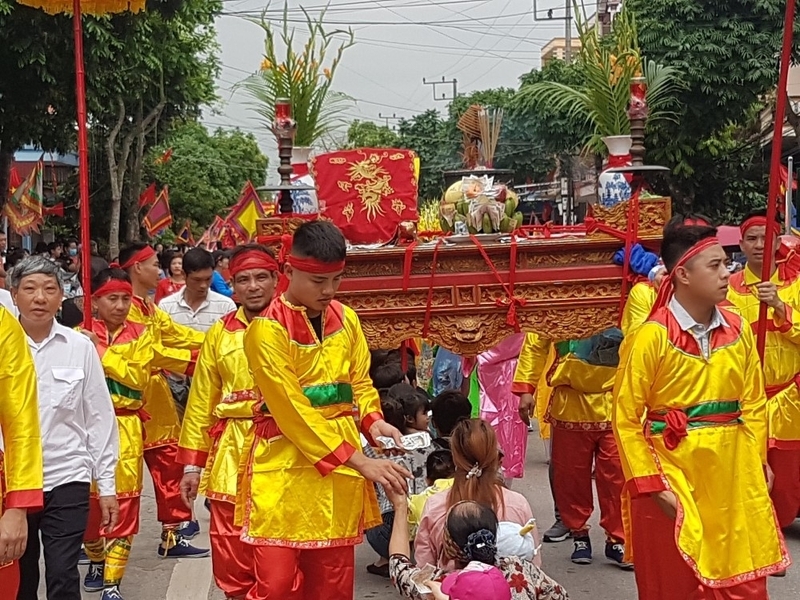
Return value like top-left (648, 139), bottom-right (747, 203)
top-left (387, 383), bottom-right (430, 430)
top-left (161, 249), bottom-right (181, 275)
top-left (431, 390), bottom-right (472, 437)
top-left (46, 241), bottom-right (62, 253)
top-left (182, 248), bottom-right (215, 275)
top-left (427, 450), bottom-right (455, 482)
top-left (212, 249), bottom-right (229, 267)
top-left (665, 212), bottom-right (716, 233)
top-left (371, 362), bottom-right (405, 391)
top-left (91, 268), bottom-right (131, 295)
top-left (446, 501), bottom-right (499, 565)
top-left (118, 242), bottom-right (151, 269)
top-left (661, 224), bottom-right (718, 273)
top-left (34, 242), bottom-right (48, 255)
top-left (5, 249), bottom-right (26, 269)
top-left (740, 208), bottom-right (782, 227)
top-left (370, 347), bottom-right (417, 386)
top-left (66, 237), bottom-right (78, 246)
top-left (380, 397), bottom-right (405, 431)
top-left (291, 220), bottom-right (346, 263)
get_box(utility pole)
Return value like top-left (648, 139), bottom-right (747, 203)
top-left (564, 0), bottom-right (572, 63)
top-left (532, 0), bottom-right (573, 64)
top-left (422, 76), bottom-right (458, 101)
top-left (378, 113), bottom-right (402, 129)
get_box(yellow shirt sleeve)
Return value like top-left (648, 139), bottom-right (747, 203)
top-left (101, 328), bottom-right (154, 391)
top-left (621, 282), bottom-right (656, 338)
top-left (178, 322), bottom-right (224, 467)
top-left (345, 308), bottom-right (383, 434)
top-left (739, 323), bottom-right (769, 463)
top-left (512, 333), bottom-right (552, 395)
top-left (612, 322), bottom-right (667, 497)
top-left (0, 309), bottom-right (43, 508)
top-left (154, 306), bottom-right (204, 350)
top-left (244, 317), bottom-right (356, 476)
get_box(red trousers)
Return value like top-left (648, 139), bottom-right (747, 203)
top-left (551, 426), bottom-right (625, 541)
top-left (144, 443), bottom-right (192, 525)
top-left (247, 545), bottom-right (355, 600)
top-left (0, 562), bottom-right (18, 600)
top-left (210, 500), bottom-right (255, 599)
top-left (768, 446), bottom-right (800, 529)
top-left (630, 495), bottom-right (768, 600)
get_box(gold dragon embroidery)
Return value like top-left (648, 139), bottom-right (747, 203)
top-left (344, 153), bottom-right (394, 222)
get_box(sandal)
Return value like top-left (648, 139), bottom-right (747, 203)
top-left (366, 563), bottom-right (390, 578)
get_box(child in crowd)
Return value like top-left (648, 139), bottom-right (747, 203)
top-left (408, 450), bottom-right (456, 539)
top-left (388, 383), bottom-right (432, 435)
top-left (431, 390), bottom-right (473, 450)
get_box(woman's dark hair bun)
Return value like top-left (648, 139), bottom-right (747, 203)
top-left (464, 528), bottom-right (497, 564)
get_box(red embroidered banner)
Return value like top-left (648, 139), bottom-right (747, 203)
top-left (311, 148), bottom-right (419, 245)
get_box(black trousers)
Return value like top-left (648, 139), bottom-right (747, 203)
top-left (17, 481), bottom-right (90, 600)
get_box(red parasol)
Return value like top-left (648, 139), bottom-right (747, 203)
top-left (15, 0), bottom-right (146, 327)
top-left (758, 0), bottom-right (796, 360)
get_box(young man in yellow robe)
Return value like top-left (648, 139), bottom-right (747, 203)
top-left (725, 209), bottom-right (800, 530)
top-left (0, 305), bottom-right (43, 600)
top-left (241, 221), bottom-right (411, 600)
top-left (614, 223), bottom-right (789, 599)
top-left (178, 244), bottom-right (279, 600)
top-left (117, 243), bottom-right (208, 558)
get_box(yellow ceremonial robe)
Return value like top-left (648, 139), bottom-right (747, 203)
top-left (128, 296), bottom-right (203, 448)
top-left (620, 281), bottom-right (656, 338)
top-left (547, 353), bottom-right (615, 430)
top-left (726, 267), bottom-right (800, 446)
top-left (613, 306), bottom-right (789, 585)
top-left (178, 307), bottom-right (258, 503)
top-left (91, 318), bottom-right (154, 499)
top-left (241, 296), bottom-right (383, 547)
top-left (511, 333), bottom-right (554, 439)
top-left (0, 307), bottom-right (43, 514)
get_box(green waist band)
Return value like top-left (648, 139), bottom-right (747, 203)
top-left (648, 400), bottom-right (742, 435)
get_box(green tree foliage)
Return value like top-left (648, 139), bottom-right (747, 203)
top-left (344, 120), bottom-right (400, 149)
top-left (148, 122), bottom-right (268, 229)
top-left (625, 0), bottom-right (793, 218)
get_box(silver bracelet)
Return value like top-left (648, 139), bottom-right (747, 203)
top-left (183, 465), bottom-right (202, 474)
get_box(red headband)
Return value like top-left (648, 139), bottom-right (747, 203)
top-left (93, 279), bottom-right (133, 298)
top-left (287, 255), bottom-right (345, 274)
top-left (120, 246), bottom-right (156, 270)
top-left (229, 250), bottom-right (279, 277)
top-left (740, 216), bottom-right (781, 237)
top-left (684, 217), bottom-right (710, 226)
top-left (649, 237), bottom-right (720, 318)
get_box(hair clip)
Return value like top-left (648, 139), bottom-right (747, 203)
top-left (466, 463), bottom-right (483, 479)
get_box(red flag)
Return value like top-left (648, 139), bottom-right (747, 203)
top-left (226, 181), bottom-right (266, 242)
top-left (143, 187), bottom-right (173, 236)
top-left (138, 183), bottom-right (157, 209)
top-left (176, 219), bottom-right (195, 246)
top-left (43, 203), bottom-right (64, 217)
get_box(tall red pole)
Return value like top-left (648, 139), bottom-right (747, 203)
top-left (72, 0), bottom-right (92, 328)
top-left (757, 0), bottom-right (796, 360)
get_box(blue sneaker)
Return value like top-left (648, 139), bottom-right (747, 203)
top-left (79, 548), bottom-right (91, 566)
top-left (101, 586), bottom-right (124, 600)
top-left (178, 520), bottom-right (200, 540)
top-left (157, 532), bottom-right (210, 559)
top-left (83, 562), bottom-right (105, 592)
top-left (605, 541), bottom-right (634, 569)
top-left (571, 537), bottom-right (592, 565)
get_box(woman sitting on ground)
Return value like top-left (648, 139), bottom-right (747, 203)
top-left (389, 495), bottom-right (568, 600)
top-left (415, 419), bottom-right (542, 569)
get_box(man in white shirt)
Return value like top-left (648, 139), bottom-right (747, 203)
top-left (9, 256), bottom-right (120, 600)
top-left (159, 247), bottom-right (236, 332)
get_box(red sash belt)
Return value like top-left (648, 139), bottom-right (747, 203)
top-left (252, 408), bottom-right (354, 441)
top-left (765, 373), bottom-right (800, 399)
top-left (647, 403), bottom-right (742, 451)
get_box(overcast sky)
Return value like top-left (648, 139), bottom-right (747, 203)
top-left (205, 0), bottom-right (579, 164)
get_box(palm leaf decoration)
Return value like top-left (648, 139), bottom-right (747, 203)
top-left (514, 3), bottom-right (684, 155)
top-left (236, 2), bottom-right (355, 148)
